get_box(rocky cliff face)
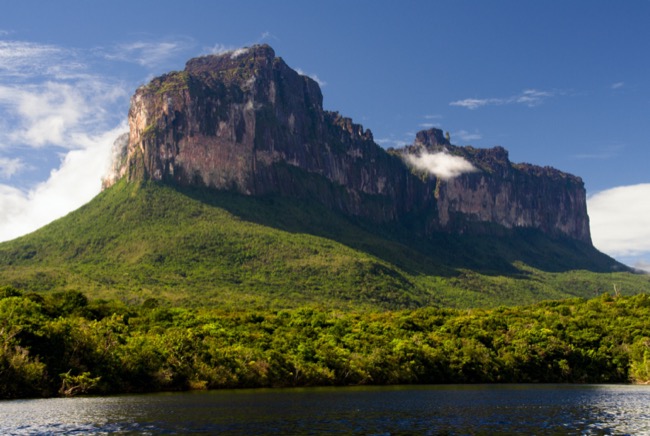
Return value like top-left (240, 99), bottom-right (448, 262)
top-left (399, 130), bottom-right (591, 243)
top-left (105, 44), bottom-right (592, 244)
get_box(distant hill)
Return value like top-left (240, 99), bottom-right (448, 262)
top-left (1, 44), bottom-right (648, 309)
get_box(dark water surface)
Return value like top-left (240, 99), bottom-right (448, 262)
top-left (1, 384), bottom-right (649, 435)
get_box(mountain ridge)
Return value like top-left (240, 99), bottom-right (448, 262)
top-left (104, 44), bottom-right (592, 245)
top-left (1, 44), bottom-right (645, 310)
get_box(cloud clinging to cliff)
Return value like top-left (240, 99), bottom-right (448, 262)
top-left (0, 124), bottom-right (125, 242)
top-left (296, 68), bottom-right (326, 87)
top-left (0, 36), bottom-right (129, 242)
top-left (404, 150), bottom-right (477, 180)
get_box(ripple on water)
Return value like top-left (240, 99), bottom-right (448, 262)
top-left (1, 384), bottom-right (649, 435)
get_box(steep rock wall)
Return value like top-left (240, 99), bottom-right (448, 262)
top-left (402, 130), bottom-right (591, 243)
top-left (106, 44), bottom-right (592, 244)
top-left (118, 45), bottom-right (429, 222)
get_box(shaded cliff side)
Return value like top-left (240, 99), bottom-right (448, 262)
top-left (399, 130), bottom-right (591, 243)
top-left (104, 44), bottom-right (591, 244)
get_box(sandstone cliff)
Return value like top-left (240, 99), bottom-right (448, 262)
top-left (105, 44), bottom-right (591, 244)
top-left (399, 130), bottom-right (591, 243)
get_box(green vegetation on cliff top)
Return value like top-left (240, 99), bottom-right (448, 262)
top-left (0, 179), bottom-right (647, 310)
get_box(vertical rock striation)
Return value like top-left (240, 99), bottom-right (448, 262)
top-left (105, 44), bottom-right (592, 244)
top-left (400, 129), bottom-right (591, 243)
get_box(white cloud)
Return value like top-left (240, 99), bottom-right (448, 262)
top-left (573, 144), bottom-right (624, 160)
top-left (0, 157), bottom-right (23, 178)
top-left (450, 89), bottom-right (555, 110)
top-left (102, 132), bottom-right (129, 188)
top-left (0, 83), bottom-right (83, 147)
top-left (205, 44), bottom-right (251, 58)
top-left (423, 114), bottom-right (442, 120)
top-left (454, 130), bottom-right (482, 142)
top-left (588, 184), bottom-right (650, 257)
top-left (450, 98), bottom-right (492, 110)
top-left (404, 150), bottom-right (477, 180)
top-left (419, 123), bottom-right (438, 128)
top-left (258, 31), bottom-right (279, 43)
top-left (0, 80), bottom-right (127, 149)
top-left (206, 43), bottom-right (236, 55)
top-left (230, 47), bottom-right (250, 59)
top-left (0, 40), bottom-right (84, 79)
top-left (295, 68), bottom-right (326, 87)
top-left (0, 124), bottom-right (126, 242)
top-left (104, 39), bottom-right (193, 67)
top-left (611, 82), bottom-right (624, 90)
top-left (0, 37), bottom-right (131, 242)
top-left (514, 89), bottom-right (552, 106)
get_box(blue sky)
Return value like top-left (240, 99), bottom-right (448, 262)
top-left (0, 0), bottom-right (648, 271)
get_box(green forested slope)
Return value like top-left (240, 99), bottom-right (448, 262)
top-left (0, 180), bottom-right (648, 309)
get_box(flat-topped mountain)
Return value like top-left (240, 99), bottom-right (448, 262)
top-left (2, 45), bottom-right (643, 310)
top-left (104, 44), bottom-right (590, 244)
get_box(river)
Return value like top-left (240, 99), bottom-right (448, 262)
top-left (1, 384), bottom-right (649, 435)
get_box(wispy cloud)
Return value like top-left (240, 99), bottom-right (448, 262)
top-left (0, 40), bottom-right (85, 79)
top-left (588, 183), bottom-right (650, 257)
top-left (0, 37), bottom-right (131, 242)
top-left (450, 98), bottom-right (493, 110)
top-left (205, 43), bottom-right (250, 60)
top-left (295, 68), bottom-right (326, 87)
top-left (258, 31), bottom-right (279, 43)
top-left (230, 47), bottom-right (251, 59)
top-left (205, 43), bottom-right (236, 55)
top-left (418, 115), bottom-right (443, 129)
top-left (0, 78), bottom-right (128, 240)
top-left (454, 130), bottom-right (482, 142)
top-left (514, 89), bottom-right (553, 106)
top-left (450, 89), bottom-right (556, 110)
top-left (104, 38), bottom-right (194, 67)
top-left (0, 157), bottom-right (23, 178)
top-left (0, 80), bottom-right (127, 149)
top-left (611, 82), bottom-right (625, 90)
top-left (205, 44), bottom-right (264, 62)
top-left (573, 144), bottom-right (624, 160)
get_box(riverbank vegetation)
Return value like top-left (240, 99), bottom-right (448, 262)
top-left (1, 287), bottom-right (649, 399)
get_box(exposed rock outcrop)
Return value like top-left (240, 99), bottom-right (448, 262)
top-left (104, 44), bottom-right (592, 244)
top-left (400, 130), bottom-right (591, 242)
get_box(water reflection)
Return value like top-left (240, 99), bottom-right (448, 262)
top-left (1, 384), bottom-right (649, 435)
